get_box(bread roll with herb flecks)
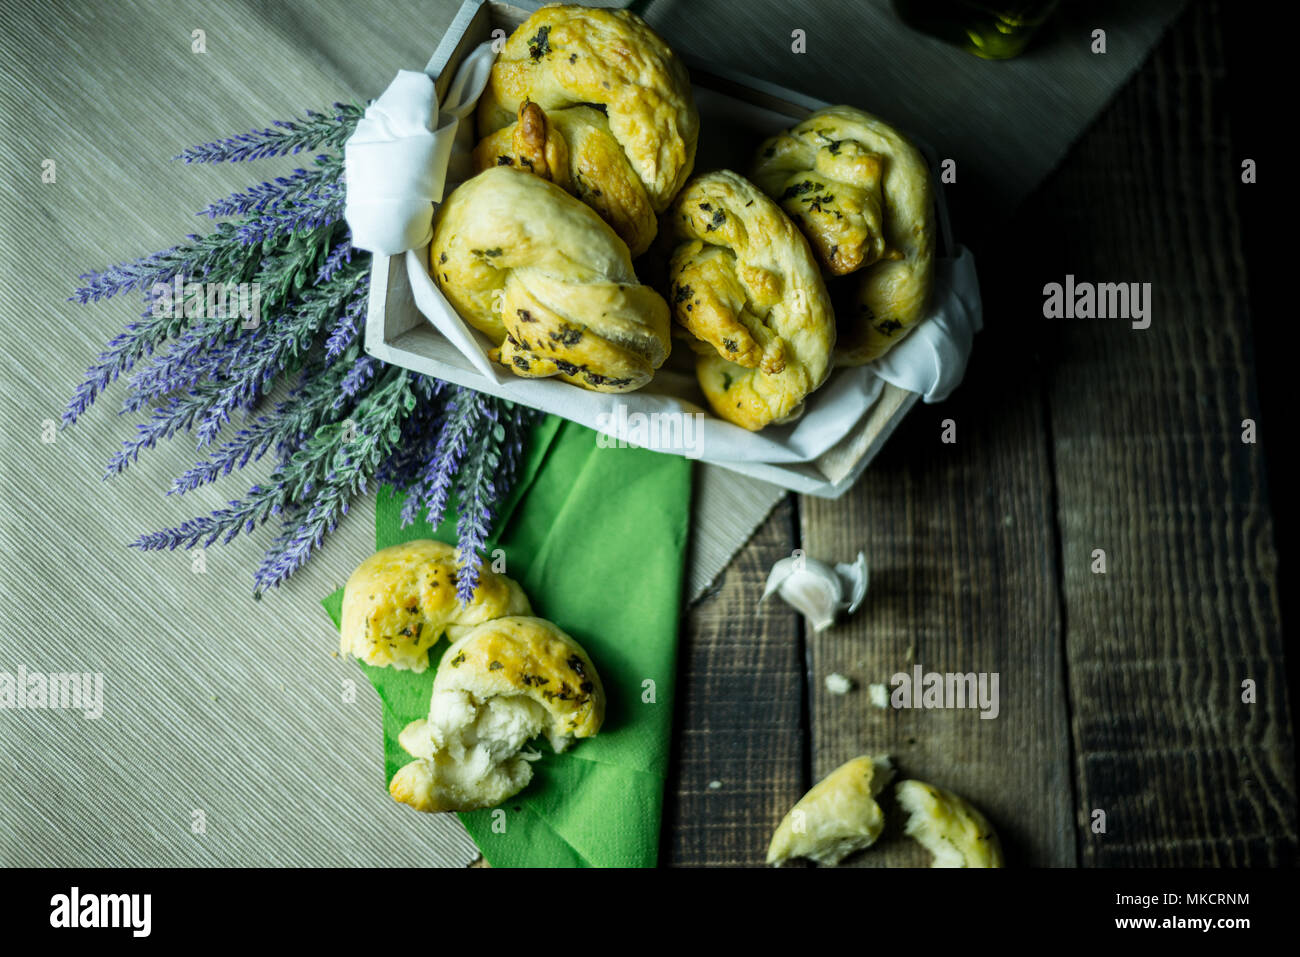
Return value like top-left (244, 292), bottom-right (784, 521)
top-left (477, 3), bottom-right (698, 219)
top-left (390, 616), bottom-right (606, 813)
top-left (666, 170), bottom-right (835, 430)
top-left (340, 540), bottom-right (530, 672)
top-left (752, 105), bottom-right (935, 363)
top-left (895, 779), bottom-right (1005, 868)
top-left (430, 166), bottom-right (671, 393)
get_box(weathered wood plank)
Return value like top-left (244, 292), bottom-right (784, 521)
top-left (1041, 1), bottom-right (1298, 866)
top-left (799, 332), bottom-right (1075, 866)
top-left (663, 497), bottom-right (806, 867)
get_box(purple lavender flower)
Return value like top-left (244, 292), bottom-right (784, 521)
top-left (316, 236), bottom-right (354, 284)
top-left (70, 222), bottom-right (258, 305)
top-left (124, 325), bottom-right (254, 413)
top-left (324, 280), bottom-right (368, 361)
top-left (169, 357), bottom-right (356, 496)
top-left (335, 352), bottom-right (378, 407)
top-left (374, 374), bottom-right (447, 490)
top-left (200, 157), bottom-right (341, 220)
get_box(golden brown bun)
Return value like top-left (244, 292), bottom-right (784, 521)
top-left (339, 540), bottom-right (530, 672)
top-left (752, 106), bottom-right (935, 363)
top-left (473, 102), bottom-right (657, 257)
top-left (390, 616), bottom-right (606, 813)
top-left (429, 166), bottom-right (671, 393)
top-left (476, 4), bottom-right (698, 216)
top-left (666, 171), bottom-right (835, 430)
top-left (767, 754), bottom-right (894, 866)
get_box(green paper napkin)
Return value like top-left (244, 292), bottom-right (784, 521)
top-left (322, 416), bottom-right (692, 867)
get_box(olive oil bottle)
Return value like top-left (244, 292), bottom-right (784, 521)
top-left (892, 0), bottom-right (1061, 59)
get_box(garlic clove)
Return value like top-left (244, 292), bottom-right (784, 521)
top-left (781, 568), bottom-right (842, 632)
top-left (762, 552), bottom-right (869, 632)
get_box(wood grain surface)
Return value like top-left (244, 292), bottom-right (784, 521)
top-left (664, 0), bottom-right (1299, 867)
top-left (799, 353), bottom-right (1073, 867)
top-left (663, 497), bottom-right (807, 867)
top-left (1039, 9), bottom-right (1296, 867)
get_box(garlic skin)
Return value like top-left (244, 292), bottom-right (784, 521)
top-left (838, 552), bottom-right (869, 614)
top-left (762, 551), bottom-right (869, 632)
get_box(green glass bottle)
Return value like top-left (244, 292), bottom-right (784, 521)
top-left (892, 0), bottom-right (1062, 59)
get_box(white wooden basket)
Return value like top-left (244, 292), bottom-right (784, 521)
top-left (365, 0), bottom-right (963, 497)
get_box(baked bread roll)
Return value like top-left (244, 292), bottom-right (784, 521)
top-left (473, 101), bottom-right (657, 257)
top-left (430, 166), bottom-right (671, 392)
top-left (476, 4), bottom-right (698, 224)
top-left (895, 779), bottom-right (1005, 868)
top-left (752, 106), bottom-right (935, 363)
top-left (767, 754), bottom-right (894, 866)
top-left (666, 171), bottom-right (835, 430)
top-left (390, 616), bottom-right (606, 813)
top-left (340, 540), bottom-right (530, 672)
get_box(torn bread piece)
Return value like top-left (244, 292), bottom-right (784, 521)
top-left (767, 754), bottom-right (894, 866)
top-left (340, 540), bottom-right (531, 672)
top-left (390, 616), bottom-right (606, 813)
top-left (895, 779), bottom-right (1004, 868)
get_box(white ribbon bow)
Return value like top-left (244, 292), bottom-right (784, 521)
top-left (343, 42), bottom-right (497, 254)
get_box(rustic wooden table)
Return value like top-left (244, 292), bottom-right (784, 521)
top-left (663, 2), bottom-right (1299, 867)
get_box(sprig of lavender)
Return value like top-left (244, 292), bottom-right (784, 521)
top-left (105, 259), bottom-right (368, 475)
top-left (234, 180), bottom-right (345, 245)
top-left (251, 222), bottom-right (339, 303)
top-left (106, 227), bottom-right (340, 419)
top-left (393, 392), bottom-right (541, 600)
top-left (335, 352), bottom-right (379, 403)
top-left (191, 259), bottom-right (368, 446)
top-left (451, 408), bottom-right (501, 601)
top-left (374, 375), bottom-right (448, 491)
top-left (70, 222), bottom-right (269, 306)
top-left (65, 308), bottom-right (179, 427)
top-left (199, 154), bottom-right (343, 219)
top-left (132, 368), bottom-right (407, 554)
top-left (449, 401), bottom-right (541, 600)
top-left (65, 228), bottom-right (289, 425)
top-left (175, 103), bottom-right (364, 164)
top-left (123, 322), bottom-right (252, 414)
top-left (316, 237), bottom-right (354, 283)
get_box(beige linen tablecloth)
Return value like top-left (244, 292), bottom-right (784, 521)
top-left (1, 0), bottom-right (1183, 866)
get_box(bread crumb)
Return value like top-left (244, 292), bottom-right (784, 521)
top-left (824, 673), bottom-right (854, 695)
top-left (868, 683), bottom-right (889, 709)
